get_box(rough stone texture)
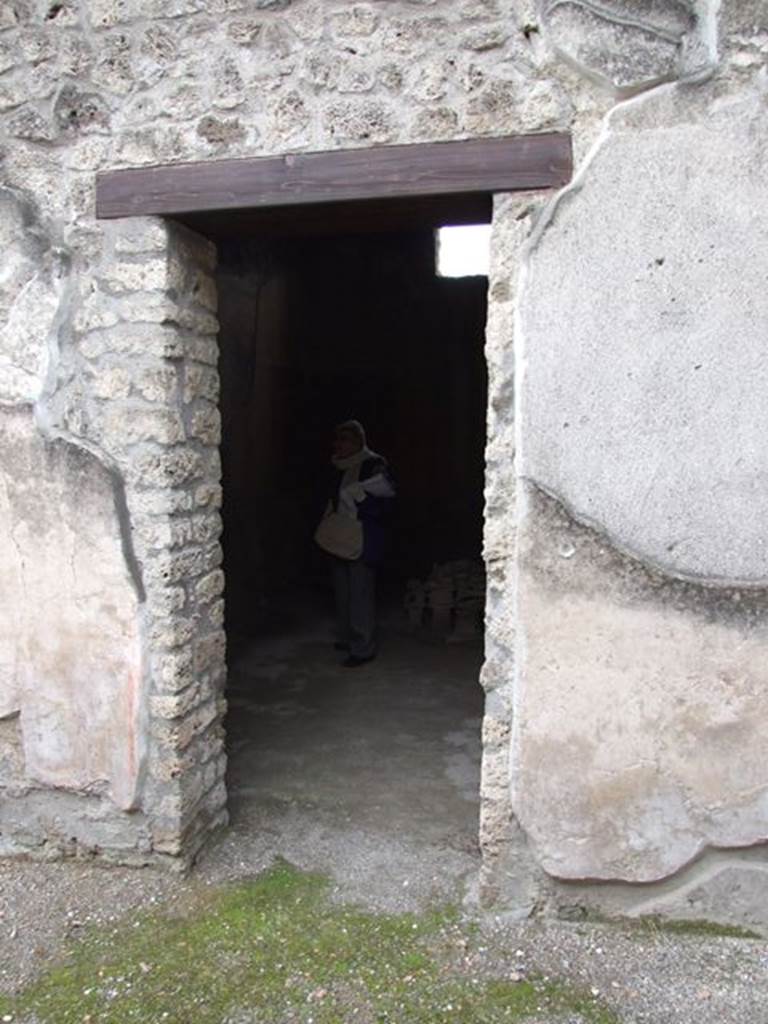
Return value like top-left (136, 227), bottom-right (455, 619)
top-left (540, 0), bottom-right (713, 95)
top-left (479, 192), bottom-right (547, 915)
top-left (519, 84), bottom-right (768, 585)
top-left (0, 0), bottom-right (765, 930)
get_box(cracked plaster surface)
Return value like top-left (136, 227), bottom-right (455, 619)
top-left (0, 406), bottom-right (145, 810)
top-left (0, 189), bottom-right (145, 813)
top-left (518, 79), bottom-right (768, 585)
top-left (0, 188), bottom-right (69, 405)
top-left (513, 485), bottom-right (768, 883)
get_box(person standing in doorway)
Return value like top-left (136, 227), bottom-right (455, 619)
top-left (315, 420), bottom-right (395, 667)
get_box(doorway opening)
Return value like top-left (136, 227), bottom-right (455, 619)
top-left (213, 202), bottom-right (490, 893)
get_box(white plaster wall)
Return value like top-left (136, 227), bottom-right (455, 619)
top-left (515, 79), bottom-right (768, 885)
top-left (514, 487), bottom-right (768, 883)
top-left (519, 83), bottom-right (768, 584)
top-left (0, 406), bottom-right (144, 810)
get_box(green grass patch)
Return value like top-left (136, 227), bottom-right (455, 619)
top-left (634, 915), bottom-right (761, 940)
top-left (0, 860), bottom-right (620, 1023)
top-left (563, 906), bottom-right (762, 942)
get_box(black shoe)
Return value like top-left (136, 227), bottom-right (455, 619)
top-left (342, 654), bottom-right (375, 668)
top-left (334, 642), bottom-right (350, 652)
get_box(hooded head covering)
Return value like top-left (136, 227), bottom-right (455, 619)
top-left (334, 419), bottom-right (366, 447)
top-left (332, 420), bottom-right (378, 470)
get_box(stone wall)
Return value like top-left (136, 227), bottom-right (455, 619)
top-left (0, 0), bottom-right (766, 925)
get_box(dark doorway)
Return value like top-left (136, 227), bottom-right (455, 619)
top-left (215, 212), bottom-right (489, 896)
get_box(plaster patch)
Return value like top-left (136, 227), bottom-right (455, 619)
top-left (0, 188), bottom-right (69, 405)
top-left (0, 407), bottom-right (144, 809)
top-left (513, 485), bottom-right (768, 883)
top-left (519, 83), bottom-right (768, 583)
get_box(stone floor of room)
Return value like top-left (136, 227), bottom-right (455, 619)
top-left (218, 593), bottom-right (485, 911)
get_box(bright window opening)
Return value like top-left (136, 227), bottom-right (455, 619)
top-left (436, 224), bottom-right (492, 278)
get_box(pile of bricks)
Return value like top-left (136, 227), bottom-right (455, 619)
top-left (405, 559), bottom-right (485, 641)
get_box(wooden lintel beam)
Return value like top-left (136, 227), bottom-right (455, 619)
top-left (95, 134), bottom-right (572, 220)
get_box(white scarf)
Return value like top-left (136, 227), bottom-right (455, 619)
top-left (332, 447), bottom-right (392, 519)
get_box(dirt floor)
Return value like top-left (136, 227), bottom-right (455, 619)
top-left (220, 603), bottom-right (484, 911)
top-left (1, 608), bottom-right (767, 1022)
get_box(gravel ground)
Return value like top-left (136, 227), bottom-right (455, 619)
top-left (1, 827), bottom-right (767, 1023)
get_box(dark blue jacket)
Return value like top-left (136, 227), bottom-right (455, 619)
top-left (329, 456), bottom-right (395, 565)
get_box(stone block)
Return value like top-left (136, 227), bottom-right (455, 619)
top-left (151, 699), bottom-right (219, 751)
top-left (302, 53), bottom-right (339, 89)
top-left (192, 513), bottom-right (222, 544)
top-left (154, 648), bottom-right (195, 693)
top-left (7, 105), bottom-right (57, 142)
top-left (150, 825), bottom-right (184, 856)
top-left (99, 257), bottom-right (172, 295)
top-left (184, 365), bottom-right (220, 404)
top-left (228, 18), bottom-right (264, 46)
top-left (188, 404), bottom-right (222, 445)
top-left (134, 515), bottom-right (193, 551)
top-left (461, 25), bottom-right (508, 51)
top-left (186, 337), bottom-right (220, 366)
top-left (147, 615), bottom-right (195, 650)
top-left (89, 367), bottom-right (132, 401)
top-left (412, 105), bottom-right (458, 140)
top-left (203, 542), bottom-right (223, 572)
top-left (0, 39), bottom-right (19, 75)
top-left (79, 322), bottom-right (186, 361)
top-left (324, 100), bottom-right (394, 143)
top-left (194, 569), bottom-right (225, 605)
top-left (0, 78), bottom-right (28, 113)
top-left (206, 598), bottom-right (225, 628)
top-left (102, 405), bottom-right (185, 446)
top-left (54, 85), bottom-right (110, 133)
top-left (149, 728), bottom-right (224, 781)
top-left (135, 366), bottom-right (179, 404)
top-left (151, 681), bottom-right (209, 720)
top-left (331, 6), bottom-right (379, 37)
top-left (113, 218), bottom-right (169, 255)
top-left (131, 448), bottom-right (204, 488)
top-left (168, 223), bottom-right (217, 274)
top-left (148, 546), bottom-right (208, 586)
top-left (130, 488), bottom-right (195, 516)
top-left (145, 585), bottom-right (187, 616)
top-left (197, 115), bottom-right (246, 146)
top-left (541, 0), bottom-right (696, 95)
top-left (177, 306), bottom-right (220, 336)
top-left (193, 630), bottom-right (226, 674)
top-left (74, 294), bottom-right (120, 333)
top-left (195, 482), bottom-right (223, 509)
top-left (272, 90), bottom-right (310, 135)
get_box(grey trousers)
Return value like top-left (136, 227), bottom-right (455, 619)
top-left (332, 558), bottom-right (377, 659)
